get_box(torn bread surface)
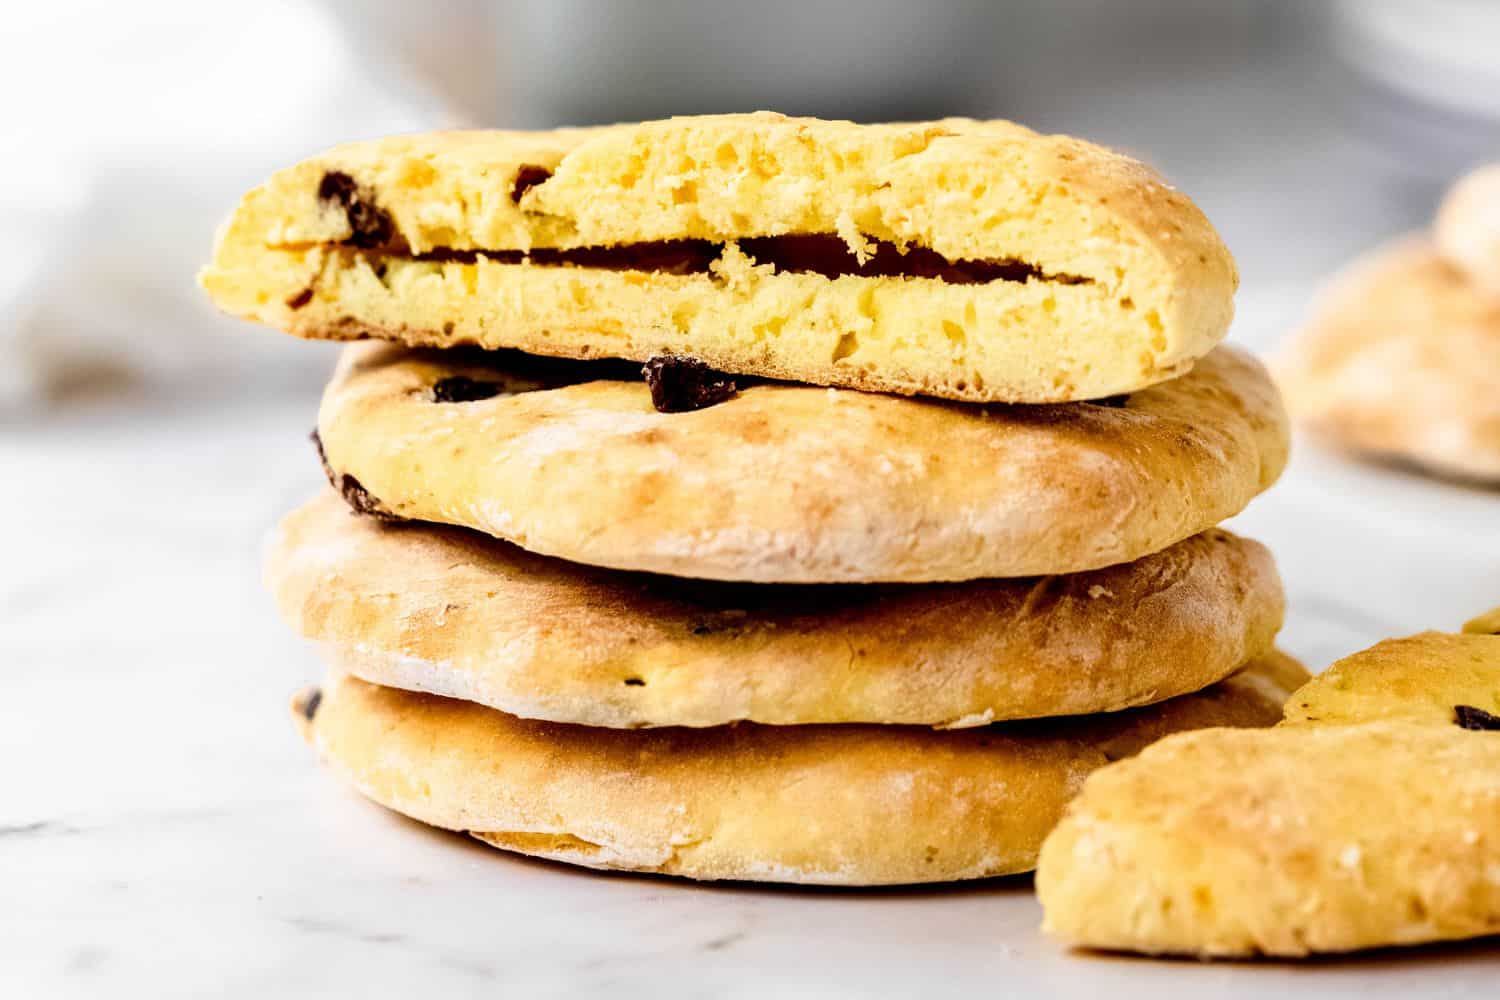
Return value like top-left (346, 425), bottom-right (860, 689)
top-left (203, 113), bottom-right (1237, 403)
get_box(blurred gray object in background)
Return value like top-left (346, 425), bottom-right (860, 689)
top-left (1335, 0), bottom-right (1500, 177)
top-left (493, 0), bottom-right (1290, 127)
top-left (497, 0), bottom-right (1004, 124)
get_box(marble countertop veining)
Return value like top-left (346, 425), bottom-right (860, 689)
top-left (5, 331), bottom-right (1500, 997)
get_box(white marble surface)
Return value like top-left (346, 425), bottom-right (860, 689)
top-left (5, 334), bottom-right (1500, 997)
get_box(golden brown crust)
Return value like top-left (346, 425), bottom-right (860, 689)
top-left (1038, 625), bottom-right (1500, 957)
top-left (1436, 164), bottom-right (1500, 298)
top-left (1465, 605), bottom-right (1500, 635)
top-left (1283, 630), bottom-right (1500, 727)
top-left (1037, 722), bottom-right (1500, 957)
top-left (313, 342), bottom-right (1287, 583)
top-left (200, 113), bottom-right (1236, 403)
top-left (1277, 236), bottom-right (1500, 482)
top-left (266, 492), bottom-right (1286, 728)
top-left (297, 655), bottom-right (1301, 886)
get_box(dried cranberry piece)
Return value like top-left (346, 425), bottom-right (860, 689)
top-left (642, 356), bottom-right (738, 413)
top-left (431, 376), bottom-right (504, 403)
top-left (511, 164), bottom-right (553, 203)
top-left (310, 430), bottom-right (404, 521)
top-left (317, 171), bottom-right (395, 249)
top-left (1455, 705), bottom-right (1500, 731)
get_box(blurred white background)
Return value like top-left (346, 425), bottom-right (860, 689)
top-left (2, 0), bottom-right (1498, 407)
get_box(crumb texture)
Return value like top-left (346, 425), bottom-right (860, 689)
top-left (200, 113), bottom-right (1237, 403)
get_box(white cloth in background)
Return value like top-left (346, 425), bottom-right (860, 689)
top-left (0, 0), bottom-right (454, 407)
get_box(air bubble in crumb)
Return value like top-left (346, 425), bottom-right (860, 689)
top-left (831, 331), bottom-right (859, 363)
